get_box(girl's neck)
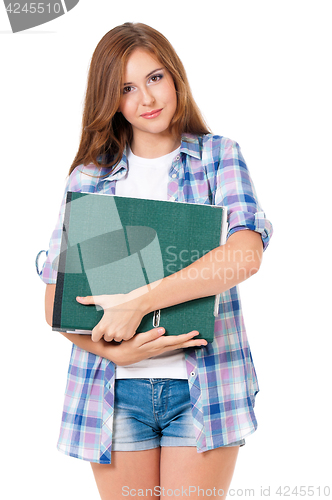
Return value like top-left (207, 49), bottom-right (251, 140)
top-left (130, 132), bottom-right (181, 159)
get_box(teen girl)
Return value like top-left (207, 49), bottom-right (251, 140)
top-left (39, 22), bottom-right (273, 500)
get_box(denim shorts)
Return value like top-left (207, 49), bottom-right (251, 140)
top-left (112, 379), bottom-right (245, 451)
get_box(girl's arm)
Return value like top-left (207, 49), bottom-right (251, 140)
top-left (45, 285), bottom-right (207, 366)
top-left (137, 229), bottom-right (263, 310)
top-left (76, 229), bottom-right (263, 342)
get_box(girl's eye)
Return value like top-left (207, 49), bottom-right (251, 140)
top-left (149, 74), bottom-right (163, 83)
top-left (123, 86), bottom-right (134, 94)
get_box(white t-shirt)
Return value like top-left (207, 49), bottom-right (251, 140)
top-left (115, 146), bottom-right (188, 379)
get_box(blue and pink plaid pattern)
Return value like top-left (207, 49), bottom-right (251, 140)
top-left (39, 134), bottom-right (273, 463)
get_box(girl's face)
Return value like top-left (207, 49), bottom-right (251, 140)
top-left (118, 48), bottom-right (178, 142)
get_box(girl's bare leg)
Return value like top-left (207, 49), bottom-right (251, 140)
top-left (91, 445), bottom-right (239, 499)
top-left (160, 446), bottom-right (240, 499)
top-left (90, 448), bottom-right (160, 500)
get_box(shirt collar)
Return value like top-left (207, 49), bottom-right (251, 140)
top-left (179, 133), bottom-right (202, 160)
top-left (104, 133), bottom-right (202, 180)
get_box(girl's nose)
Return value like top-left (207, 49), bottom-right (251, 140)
top-left (141, 88), bottom-right (155, 106)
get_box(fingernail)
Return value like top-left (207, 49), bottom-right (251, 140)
top-left (157, 328), bottom-right (164, 334)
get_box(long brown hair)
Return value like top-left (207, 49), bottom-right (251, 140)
top-left (69, 22), bottom-right (210, 175)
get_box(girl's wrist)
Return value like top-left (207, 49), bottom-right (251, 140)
top-left (127, 282), bottom-right (160, 316)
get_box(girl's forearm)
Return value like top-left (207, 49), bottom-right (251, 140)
top-left (45, 229), bottom-right (263, 346)
top-left (130, 230), bottom-right (263, 315)
top-left (46, 285), bottom-right (117, 360)
top-left (60, 331), bottom-right (114, 359)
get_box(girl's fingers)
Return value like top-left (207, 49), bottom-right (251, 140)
top-left (164, 338), bottom-right (208, 350)
top-left (157, 330), bottom-right (202, 346)
top-left (138, 329), bottom-right (206, 349)
top-left (76, 295), bottom-right (98, 305)
top-left (109, 329), bottom-right (207, 365)
top-left (76, 294), bottom-right (128, 309)
top-left (91, 323), bottom-right (104, 342)
top-left (76, 294), bottom-right (114, 308)
top-left (134, 327), bottom-right (166, 346)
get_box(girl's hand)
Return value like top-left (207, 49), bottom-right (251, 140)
top-left (105, 327), bottom-right (207, 366)
top-left (76, 292), bottom-right (148, 343)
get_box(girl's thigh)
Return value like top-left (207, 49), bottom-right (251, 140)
top-left (90, 448), bottom-right (160, 500)
top-left (160, 445), bottom-right (240, 499)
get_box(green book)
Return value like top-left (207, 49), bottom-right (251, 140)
top-left (52, 192), bottom-right (227, 342)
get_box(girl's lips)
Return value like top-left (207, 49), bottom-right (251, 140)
top-left (140, 108), bottom-right (163, 119)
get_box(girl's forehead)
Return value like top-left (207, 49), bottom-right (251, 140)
top-left (124, 49), bottom-right (162, 76)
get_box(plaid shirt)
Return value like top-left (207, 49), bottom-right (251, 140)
top-left (38, 134), bottom-right (273, 463)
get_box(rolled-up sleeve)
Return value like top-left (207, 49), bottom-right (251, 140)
top-left (214, 139), bottom-right (273, 251)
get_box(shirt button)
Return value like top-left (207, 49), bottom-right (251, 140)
top-left (175, 155), bottom-right (180, 160)
top-left (190, 371), bottom-right (195, 377)
top-left (172, 173), bottom-right (177, 178)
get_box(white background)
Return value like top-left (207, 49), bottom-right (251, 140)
top-left (1, 0), bottom-right (331, 498)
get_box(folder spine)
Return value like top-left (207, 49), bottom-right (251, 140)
top-left (52, 191), bottom-right (73, 330)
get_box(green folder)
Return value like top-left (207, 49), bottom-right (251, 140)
top-left (52, 192), bottom-right (227, 342)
